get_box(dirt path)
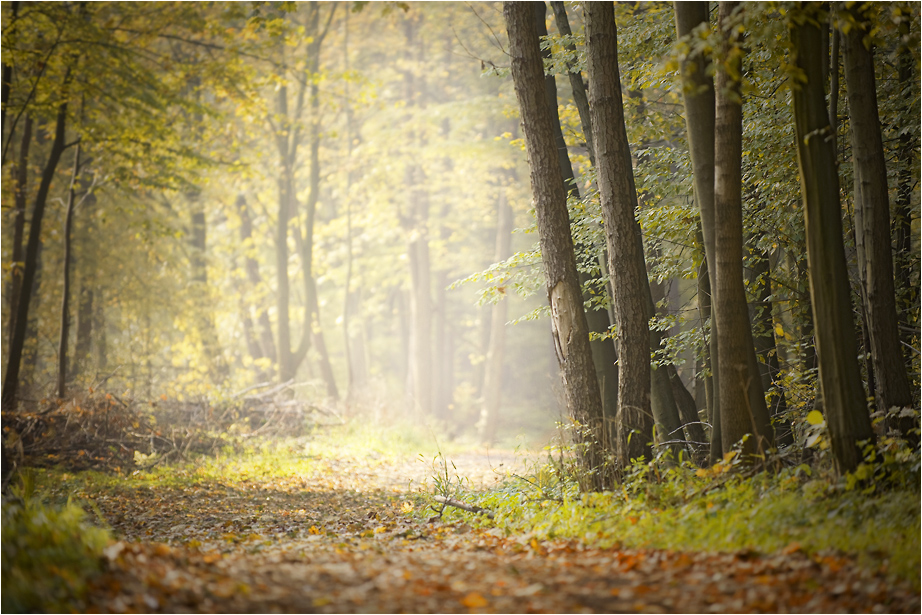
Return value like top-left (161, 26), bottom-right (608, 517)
top-left (76, 450), bottom-right (919, 613)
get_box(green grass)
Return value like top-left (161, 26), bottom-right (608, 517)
top-left (457, 453), bottom-right (921, 589)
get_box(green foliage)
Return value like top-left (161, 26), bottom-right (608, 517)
top-left (1, 471), bottom-right (112, 613)
top-left (453, 438), bottom-right (921, 588)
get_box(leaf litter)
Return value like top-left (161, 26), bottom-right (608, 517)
top-left (51, 448), bottom-right (920, 613)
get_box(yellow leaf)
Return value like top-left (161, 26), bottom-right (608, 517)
top-left (309, 525), bottom-right (321, 535)
top-left (774, 323), bottom-right (784, 337)
top-left (806, 410), bottom-right (824, 425)
top-left (461, 592), bottom-right (488, 608)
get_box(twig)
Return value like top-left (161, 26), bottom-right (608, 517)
top-left (433, 496), bottom-right (494, 519)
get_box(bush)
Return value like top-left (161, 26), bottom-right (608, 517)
top-left (1, 471), bottom-right (111, 612)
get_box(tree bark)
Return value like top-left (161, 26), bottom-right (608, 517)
top-left (6, 114), bottom-right (32, 356)
top-left (841, 3), bottom-right (914, 417)
top-left (549, 0), bottom-right (595, 167)
top-left (894, 16), bottom-right (918, 344)
top-left (789, 6), bottom-right (874, 473)
top-left (505, 0), bottom-right (609, 488)
top-left (538, 1), bottom-right (620, 449)
top-left (2, 92), bottom-right (68, 407)
top-left (674, 1), bottom-right (721, 462)
top-left (57, 141), bottom-right (81, 399)
top-left (479, 191), bottom-right (514, 445)
top-left (584, 0), bottom-right (654, 467)
top-left (712, 1), bottom-right (773, 457)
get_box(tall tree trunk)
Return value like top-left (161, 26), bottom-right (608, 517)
top-left (6, 115), bottom-right (32, 356)
top-left (789, 5), bottom-right (874, 473)
top-left (894, 16), bottom-right (918, 346)
top-left (745, 242), bottom-right (794, 446)
top-left (712, 2), bottom-right (773, 457)
top-left (537, 2), bottom-right (620, 448)
top-left (549, 0), bottom-right (595, 167)
top-left (2, 91), bottom-right (68, 407)
top-left (504, 0), bottom-right (609, 489)
top-left (236, 194), bottom-right (277, 366)
top-left (675, 1), bottom-right (721, 462)
top-left (841, 3), bottom-right (914, 419)
top-left (479, 191), bottom-right (514, 445)
top-left (56, 141), bottom-right (81, 399)
top-left (402, 16), bottom-right (432, 413)
top-left (585, 1), bottom-right (654, 467)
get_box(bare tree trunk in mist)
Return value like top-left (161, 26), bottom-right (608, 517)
top-left (57, 142), bottom-right (82, 399)
top-left (402, 15), bottom-right (433, 414)
top-left (6, 115), bottom-right (32, 359)
top-left (505, 0), bottom-right (609, 490)
top-left (3, 90), bottom-right (68, 407)
top-left (479, 190), bottom-right (514, 445)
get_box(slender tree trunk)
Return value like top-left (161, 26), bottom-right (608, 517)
top-left (538, 2), bottom-right (620, 449)
top-left (56, 141), bottom-right (82, 398)
top-left (746, 242), bottom-right (794, 447)
top-left (6, 115), bottom-right (32, 356)
top-left (789, 6), bottom-right (874, 473)
top-left (585, 0), bottom-right (655, 467)
top-left (712, 2), bottom-right (773, 457)
top-left (505, 0), bottom-right (609, 489)
top-left (2, 92), bottom-right (68, 407)
top-left (675, 1), bottom-right (721, 462)
top-left (549, 0), bottom-right (595, 167)
top-left (236, 195), bottom-right (277, 365)
top-left (479, 192), bottom-right (514, 445)
top-left (894, 17), bottom-right (918, 344)
top-left (841, 3), bottom-right (914, 418)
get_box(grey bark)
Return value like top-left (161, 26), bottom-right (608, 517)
top-left (505, 0), bottom-right (609, 489)
top-left (584, 0), bottom-right (655, 467)
top-left (789, 6), bottom-right (874, 473)
top-left (841, 3), bottom-right (914, 416)
top-left (674, 1), bottom-right (721, 462)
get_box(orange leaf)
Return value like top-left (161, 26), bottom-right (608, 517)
top-left (461, 592), bottom-right (488, 608)
top-left (782, 542), bottom-right (802, 555)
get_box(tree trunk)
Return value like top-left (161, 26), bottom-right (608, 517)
top-left (584, 1), bottom-right (654, 467)
top-left (712, 1), bottom-right (773, 457)
top-left (2, 93), bottom-right (68, 407)
top-left (6, 115), bottom-right (32, 356)
top-left (537, 2), bottom-right (620, 449)
top-left (479, 192), bottom-right (514, 445)
top-left (504, 0), bottom-right (609, 489)
top-left (57, 142), bottom-right (82, 399)
top-left (841, 3), bottom-right (914, 418)
top-left (745, 243), bottom-right (794, 447)
top-left (789, 6), bottom-right (874, 473)
top-left (675, 1), bottom-right (721, 462)
top-left (549, 0), bottom-right (595, 167)
top-left (894, 17), bottom-right (918, 347)
top-left (236, 194), bottom-right (277, 365)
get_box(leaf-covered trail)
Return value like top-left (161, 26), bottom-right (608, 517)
top-left (73, 450), bottom-right (918, 613)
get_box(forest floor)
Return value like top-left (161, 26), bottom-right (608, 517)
top-left (28, 435), bottom-right (918, 614)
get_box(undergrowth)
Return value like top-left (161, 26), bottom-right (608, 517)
top-left (447, 434), bottom-right (922, 589)
top-left (1, 470), bottom-right (112, 612)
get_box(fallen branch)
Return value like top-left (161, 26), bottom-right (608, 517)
top-left (433, 496), bottom-right (494, 519)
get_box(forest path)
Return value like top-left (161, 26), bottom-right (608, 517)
top-left (78, 447), bottom-right (917, 613)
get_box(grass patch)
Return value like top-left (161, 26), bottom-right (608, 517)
top-left (455, 449), bottom-right (921, 589)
